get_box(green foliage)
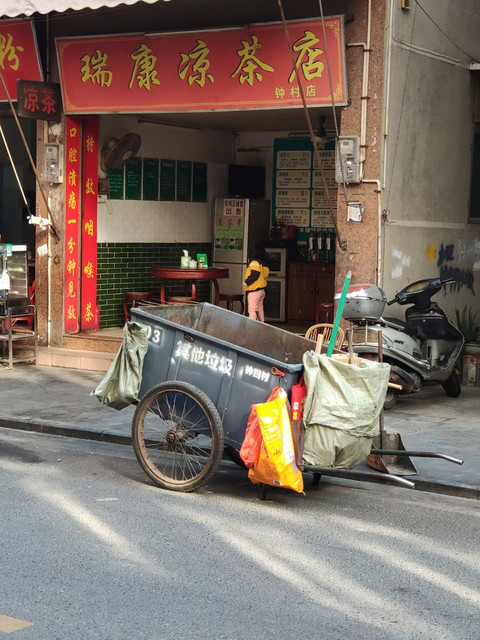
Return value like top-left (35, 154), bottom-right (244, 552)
top-left (455, 305), bottom-right (480, 342)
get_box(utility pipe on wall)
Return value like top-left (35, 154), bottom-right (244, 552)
top-left (347, 1), bottom-right (384, 286)
top-left (361, 178), bottom-right (382, 286)
top-left (346, 0), bottom-right (372, 177)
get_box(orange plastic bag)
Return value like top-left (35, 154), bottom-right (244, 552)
top-left (240, 386), bottom-right (282, 468)
top-left (248, 389), bottom-right (304, 493)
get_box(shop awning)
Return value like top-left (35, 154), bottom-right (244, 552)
top-left (1, 0), bottom-right (168, 18)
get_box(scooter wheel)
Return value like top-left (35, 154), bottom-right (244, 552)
top-left (383, 387), bottom-right (399, 410)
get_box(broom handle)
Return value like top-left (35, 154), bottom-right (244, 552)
top-left (326, 270), bottom-right (351, 357)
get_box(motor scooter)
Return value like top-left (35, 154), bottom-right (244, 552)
top-left (336, 277), bottom-right (465, 409)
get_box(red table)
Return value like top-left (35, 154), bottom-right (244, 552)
top-left (152, 267), bottom-right (229, 306)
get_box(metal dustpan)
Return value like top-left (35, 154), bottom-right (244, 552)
top-left (364, 330), bottom-right (463, 476)
top-left (362, 329), bottom-right (418, 476)
top-left (367, 430), bottom-right (418, 476)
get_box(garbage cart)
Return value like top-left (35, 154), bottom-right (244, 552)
top-left (130, 303), bottom-right (312, 492)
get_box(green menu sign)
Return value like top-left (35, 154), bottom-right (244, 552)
top-left (176, 160), bottom-right (192, 202)
top-left (192, 162), bottom-right (207, 202)
top-left (160, 159), bottom-right (176, 201)
top-left (143, 158), bottom-right (159, 201)
top-left (125, 157), bottom-right (142, 200)
top-left (108, 168), bottom-right (124, 200)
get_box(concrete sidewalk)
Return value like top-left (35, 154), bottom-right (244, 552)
top-left (0, 363), bottom-right (478, 499)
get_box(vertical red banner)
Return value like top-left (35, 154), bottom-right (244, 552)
top-left (80, 116), bottom-right (99, 331)
top-left (64, 116), bottom-right (82, 333)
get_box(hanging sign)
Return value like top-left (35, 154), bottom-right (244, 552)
top-left (0, 19), bottom-right (43, 101)
top-left (17, 80), bottom-right (62, 122)
top-left (64, 116), bottom-right (82, 334)
top-left (56, 16), bottom-right (347, 113)
top-left (80, 115), bottom-right (99, 331)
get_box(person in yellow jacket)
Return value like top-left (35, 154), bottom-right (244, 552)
top-left (243, 248), bottom-right (270, 322)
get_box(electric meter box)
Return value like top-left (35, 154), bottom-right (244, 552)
top-left (43, 143), bottom-right (64, 183)
top-left (335, 136), bottom-right (362, 184)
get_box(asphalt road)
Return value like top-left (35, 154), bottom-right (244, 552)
top-left (0, 427), bottom-right (479, 640)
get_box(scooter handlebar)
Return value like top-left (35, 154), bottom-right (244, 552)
top-left (387, 277), bottom-right (455, 306)
top-left (387, 293), bottom-right (406, 305)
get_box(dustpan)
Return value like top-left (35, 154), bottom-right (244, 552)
top-left (362, 329), bottom-right (418, 476)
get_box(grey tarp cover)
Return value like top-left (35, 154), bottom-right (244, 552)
top-left (94, 321), bottom-right (148, 410)
top-left (302, 352), bottom-right (391, 469)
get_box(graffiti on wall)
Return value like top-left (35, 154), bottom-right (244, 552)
top-left (426, 242), bottom-right (475, 295)
top-left (391, 247), bottom-right (411, 280)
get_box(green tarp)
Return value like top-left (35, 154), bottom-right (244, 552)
top-left (302, 352), bottom-right (390, 469)
top-left (94, 322), bottom-right (148, 410)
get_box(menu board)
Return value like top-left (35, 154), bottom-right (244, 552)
top-left (176, 160), bottom-right (192, 202)
top-left (160, 159), bottom-right (176, 201)
top-left (192, 162), bottom-right (207, 202)
top-left (272, 138), bottom-right (337, 241)
top-left (125, 156), bottom-right (142, 200)
top-left (143, 158), bottom-right (159, 201)
top-left (108, 168), bottom-right (124, 200)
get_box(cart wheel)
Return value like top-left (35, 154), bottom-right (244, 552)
top-left (132, 381), bottom-right (224, 492)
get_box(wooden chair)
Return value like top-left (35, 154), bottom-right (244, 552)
top-left (123, 291), bottom-right (153, 322)
top-left (305, 323), bottom-right (345, 350)
top-left (219, 293), bottom-right (245, 314)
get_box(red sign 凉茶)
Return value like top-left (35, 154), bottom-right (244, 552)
top-left (56, 17), bottom-right (347, 114)
top-left (17, 80), bottom-right (62, 122)
top-left (0, 19), bottom-right (43, 101)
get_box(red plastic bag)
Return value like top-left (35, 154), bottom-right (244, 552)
top-left (290, 376), bottom-right (306, 421)
top-left (240, 386), bottom-right (282, 468)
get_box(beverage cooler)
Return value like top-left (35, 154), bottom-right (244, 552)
top-left (212, 199), bottom-right (290, 322)
top-left (0, 244), bottom-right (29, 314)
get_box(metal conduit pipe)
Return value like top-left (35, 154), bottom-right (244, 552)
top-left (361, 178), bottom-right (383, 286)
top-left (346, 0), bottom-right (372, 177)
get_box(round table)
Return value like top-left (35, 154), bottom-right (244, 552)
top-left (152, 267), bottom-right (230, 306)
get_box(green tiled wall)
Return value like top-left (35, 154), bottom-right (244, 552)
top-left (97, 242), bottom-right (211, 328)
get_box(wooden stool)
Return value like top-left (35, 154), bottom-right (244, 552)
top-left (124, 291), bottom-right (152, 322)
top-left (315, 302), bottom-right (334, 324)
top-left (219, 293), bottom-right (245, 314)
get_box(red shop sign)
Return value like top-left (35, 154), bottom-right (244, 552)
top-left (17, 79), bottom-right (62, 123)
top-left (56, 16), bottom-right (347, 114)
top-left (0, 19), bottom-right (42, 101)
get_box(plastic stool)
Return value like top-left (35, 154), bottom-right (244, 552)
top-left (219, 293), bottom-right (245, 314)
top-left (124, 291), bottom-right (152, 322)
top-left (315, 302), bottom-right (334, 325)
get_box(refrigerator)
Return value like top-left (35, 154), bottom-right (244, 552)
top-left (212, 198), bottom-right (271, 299)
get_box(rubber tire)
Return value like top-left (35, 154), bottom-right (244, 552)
top-left (383, 387), bottom-right (399, 410)
top-left (441, 366), bottom-right (462, 398)
top-left (132, 380), bottom-right (224, 492)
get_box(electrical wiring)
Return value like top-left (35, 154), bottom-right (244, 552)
top-left (415, 0), bottom-right (479, 63)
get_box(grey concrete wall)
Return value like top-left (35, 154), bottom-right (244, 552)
top-left (381, 0), bottom-right (480, 322)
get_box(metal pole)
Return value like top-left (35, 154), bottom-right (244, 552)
top-left (0, 123), bottom-right (32, 213)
